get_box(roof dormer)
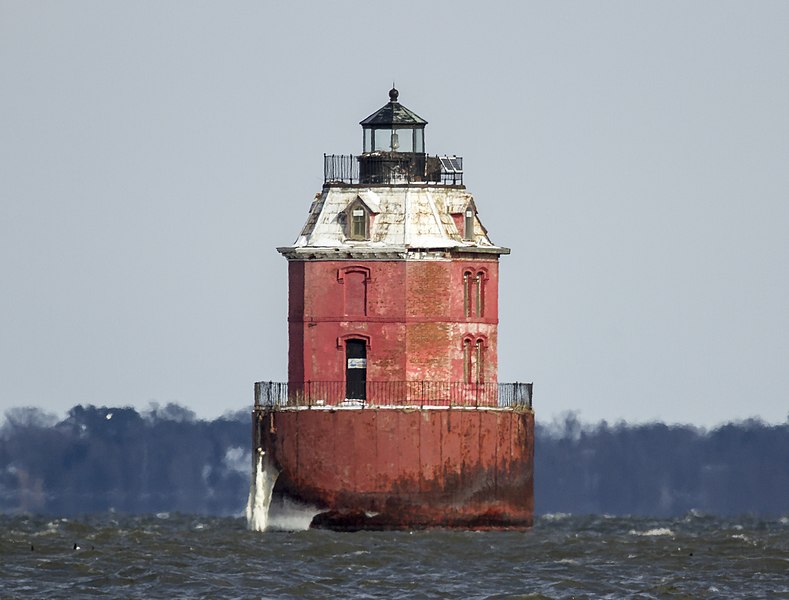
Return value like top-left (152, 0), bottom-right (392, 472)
top-left (344, 196), bottom-right (376, 241)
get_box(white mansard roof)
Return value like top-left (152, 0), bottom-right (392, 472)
top-left (278, 186), bottom-right (510, 258)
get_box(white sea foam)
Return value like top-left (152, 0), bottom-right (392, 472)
top-left (541, 513), bottom-right (572, 521)
top-left (730, 533), bottom-right (756, 545)
top-left (628, 528), bottom-right (674, 537)
top-left (683, 508), bottom-right (707, 521)
top-left (246, 450), bottom-right (279, 532)
top-left (267, 498), bottom-right (320, 531)
top-left (32, 521), bottom-right (61, 536)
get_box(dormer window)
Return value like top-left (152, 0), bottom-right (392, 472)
top-left (346, 198), bottom-right (372, 241)
top-left (464, 209), bottom-right (475, 241)
top-left (351, 208), bottom-right (367, 239)
top-left (450, 201), bottom-right (476, 242)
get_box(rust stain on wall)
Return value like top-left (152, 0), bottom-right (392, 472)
top-left (258, 407), bottom-right (534, 530)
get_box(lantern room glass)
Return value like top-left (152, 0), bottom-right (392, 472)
top-left (414, 128), bottom-right (424, 153)
top-left (363, 128), bottom-right (424, 153)
top-left (363, 128), bottom-right (373, 153)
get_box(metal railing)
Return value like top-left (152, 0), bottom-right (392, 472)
top-left (324, 154), bottom-right (464, 186)
top-left (254, 381), bottom-right (532, 409)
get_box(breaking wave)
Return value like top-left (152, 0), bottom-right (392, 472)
top-left (628, 527), bottom-right (674, 537)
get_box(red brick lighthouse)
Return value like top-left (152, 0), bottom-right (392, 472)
top-left (252, 89), bottom-right (534, 530)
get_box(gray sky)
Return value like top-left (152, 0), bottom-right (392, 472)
top-left (1, 1), bottom-right (788, 427)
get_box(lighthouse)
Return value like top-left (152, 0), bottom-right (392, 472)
top-left (252, 89), bottom-right (534, 530)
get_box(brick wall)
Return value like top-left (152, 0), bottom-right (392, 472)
top-left (287, 256), bottom-right (501, 389)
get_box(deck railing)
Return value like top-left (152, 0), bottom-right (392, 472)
top-left (324, 154), bottom-right (464, 186)
top-left (254, 381), bottom-right (532, 409)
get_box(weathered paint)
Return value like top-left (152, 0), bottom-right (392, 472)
top-left (260, 93), bottom-right (533, 530)
top-left (279, 186), bottom-right (507, 252)
top-left (255, 406), bottom-right (534, 530)
top-left (287, 257), bottom-right (501, 385)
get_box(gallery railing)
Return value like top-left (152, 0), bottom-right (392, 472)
top-left (254, 381), bottom-right (532, 409)
top-left (324, 154), bottom-right (464, 186)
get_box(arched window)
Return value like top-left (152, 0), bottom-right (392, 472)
top-left (462, 336), bottom-right (487, 383)
top-left (475, 271), bottom-right (485, 318)
top-left (463, 268), bottom-right (487, 318)
top-left (463, 271), bottom-right (472, 317)
top-left (475, 338), bottom-right (484, 383)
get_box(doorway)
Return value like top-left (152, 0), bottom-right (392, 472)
top-left (345, 339), bottom-right (367, 400)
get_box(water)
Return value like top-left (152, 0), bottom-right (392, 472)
top-left (1, 513), bottom-right (787, 598)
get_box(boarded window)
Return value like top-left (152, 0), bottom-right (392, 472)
top-left (344, 270), bottom-right (367, 316)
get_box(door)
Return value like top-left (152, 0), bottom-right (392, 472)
top-left (345, 339), bottom-right (367, 400)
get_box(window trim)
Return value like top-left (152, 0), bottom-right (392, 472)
top-left (337, 266), bottom-right (371, 317)
top-left (464, 207), bottom-right (475, 241)
top-left (337, 332), bottom-right (372, 349)
top-left (346, 198), bottom-right (372, 241)
top-left (462, 335), bottom-right (488, 383)
top-left (463, 267), bottom-right (488, 319)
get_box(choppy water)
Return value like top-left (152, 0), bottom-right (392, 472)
top-left (1, 513), bottom-right (787, 599)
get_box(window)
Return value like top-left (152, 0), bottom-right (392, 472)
top-left (463, 271), bottom-right (471, 317)
top-left (463, 337), bottom-right (486, 383)
top-left (351, 209), bottom-right (367, 239)
top-left (347, 199), bottom-right (371, 241)
top-left (475, 339), bottom-right (484, 383)
top-left (463, 339), bottom-right (472, 383)
top-left (464, 209), bottom-right (474, 241)
top-left (475, 272), bottom-right (484, 317)
top-left (463, 269), bottom-right (486, 318)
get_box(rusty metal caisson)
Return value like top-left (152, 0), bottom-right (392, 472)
top-left (253, 400), bottom-right (534, 531)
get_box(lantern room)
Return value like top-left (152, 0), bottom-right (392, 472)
top-left (357, 88), bottom-right (429, 184)
top-left (360, 87), bottom-right (426, 154)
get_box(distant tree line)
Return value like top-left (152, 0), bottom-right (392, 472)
top-left (0, 404), bottom-right (249, 515)
top-left (536, 413), bottom-right (789, 516)
top-left (1, 405), bottom-right (787, 517)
